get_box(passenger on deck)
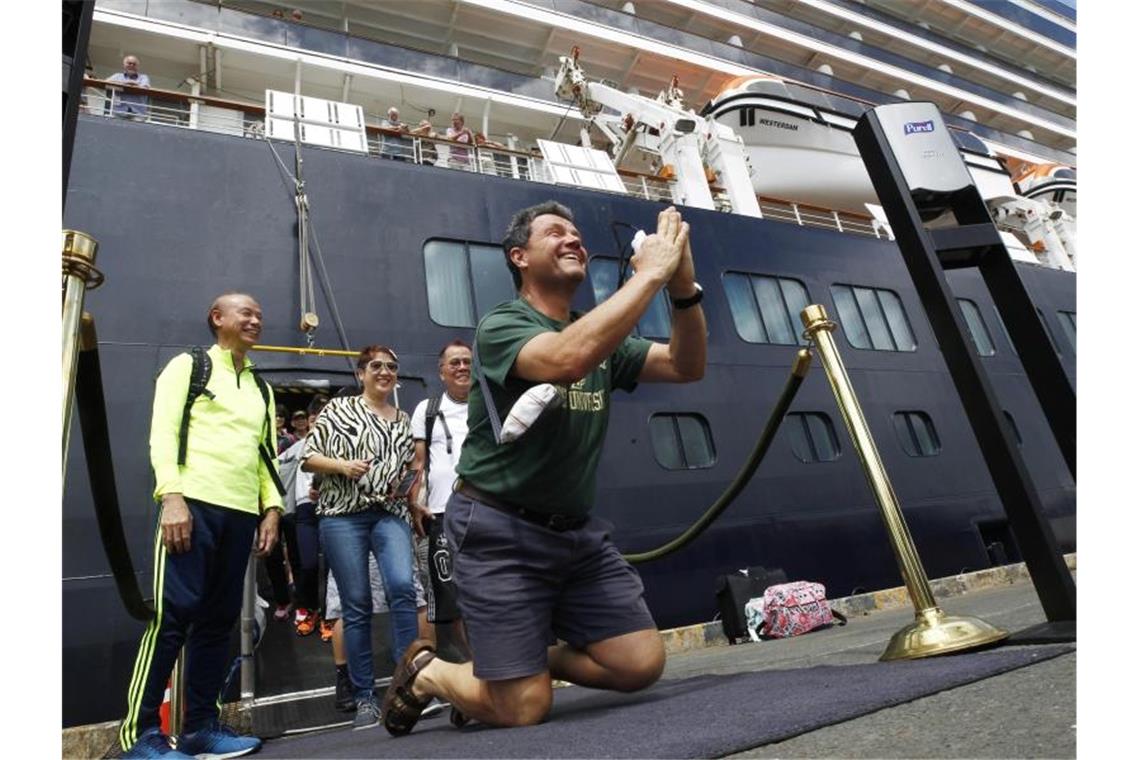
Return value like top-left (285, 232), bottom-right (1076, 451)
top-left (409, 340), bottom-right (475, 659)
top-left (380, 201), bottom-right (706, 734)
top-left (301, 345), bottom-right (419, 730)
top-left (475, 132), bottom-right (512, 177)
top-left (106, 55), bottom-right (150, 120)
top-left (410, 119), bottom-right (440, 165)
top-left (118, 293), bottom-right (282, 759)
top-left (380, 107), bottom-right (413, 161)
top-left (446, 112), bottom-right (475, 169)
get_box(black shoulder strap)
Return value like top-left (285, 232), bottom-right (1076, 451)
top-left (423, 394), bottom-right (440, 479)
top-left (252, 371), bottom-right (287, 497)
top-left (177, 347), bottom-right (213, 466)
top-left (472, 341), bottom-right (504, 444)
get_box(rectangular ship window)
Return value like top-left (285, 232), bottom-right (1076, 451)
top-left (723, 272), bottom-right (810, 345)
top-left (892, 411), bottom-right (941, 457)
top-left (424, 239), bottom-right (515, 328)
top-left (957, 298), bottom-right (996, 356)
top-left (649, 413), bottom-right (716, 469)
top-left (830, 284), bottom-right (916, 352)
top-left (786, 412), bottom-right (840, 463)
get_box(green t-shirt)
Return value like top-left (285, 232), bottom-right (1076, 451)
top-left (456, 298), bottom-right (652, 517)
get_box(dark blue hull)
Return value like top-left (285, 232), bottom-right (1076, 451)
top-left (62, 116), bottom-right (1074, 727)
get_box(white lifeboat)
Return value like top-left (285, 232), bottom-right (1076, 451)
top-left (702, 75), bottom-right (1016, 214)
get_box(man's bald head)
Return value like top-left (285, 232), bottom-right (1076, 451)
top-left (206, 292), bottom-right (259, 336)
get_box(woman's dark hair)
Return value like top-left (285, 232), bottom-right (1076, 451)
top-left (356, 344), bottom-right (398, 371)
top-left (501, 201), bottom-right (574, 290)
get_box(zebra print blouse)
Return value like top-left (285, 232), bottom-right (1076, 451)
top-left (302, 395), bottom-right (415, 519)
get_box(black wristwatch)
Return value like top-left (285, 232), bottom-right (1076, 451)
top-left (671, 282), bottom-right (703, 310)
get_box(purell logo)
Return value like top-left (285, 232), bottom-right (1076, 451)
top-left (904, 120), bottom-right (935, 135)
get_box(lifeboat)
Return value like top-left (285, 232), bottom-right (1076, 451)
top-left (702, 75), bottom-right (1016, 214)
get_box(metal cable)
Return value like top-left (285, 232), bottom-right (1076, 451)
top-left (266, 136), bottom-right (352, 367)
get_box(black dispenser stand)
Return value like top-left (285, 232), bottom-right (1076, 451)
top-left (853, 108), bottom-right (1075, 642)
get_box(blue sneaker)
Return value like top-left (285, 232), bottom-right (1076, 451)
top-left (177, 722), bottom-right (262, 759)
top-left (122, 728), bottom-right (194, 758)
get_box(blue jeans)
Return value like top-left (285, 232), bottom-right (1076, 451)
top-left (319, 510), bottom-right (419, 700)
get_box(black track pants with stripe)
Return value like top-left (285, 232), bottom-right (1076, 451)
top-left (119, 499), bottom-right (258, 749)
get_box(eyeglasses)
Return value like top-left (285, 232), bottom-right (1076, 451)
top-left (366, 359), bottom-right (399, 373)
top-left (445, 358), bottom-right (473, 368)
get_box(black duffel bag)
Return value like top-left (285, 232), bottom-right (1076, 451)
top-left (715, 566), bottom-right (788, 644)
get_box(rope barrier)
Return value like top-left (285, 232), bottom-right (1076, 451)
top-left (75, 318), bottom-right (154, 621)
top-left (624, 348), bottom-right (812, 564)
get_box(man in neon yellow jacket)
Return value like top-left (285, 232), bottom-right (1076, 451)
top-left (119, 293), bottom-right (282, 759)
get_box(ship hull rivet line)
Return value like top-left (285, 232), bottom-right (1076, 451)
top-left (801, 304), bottom-right (1009, 661)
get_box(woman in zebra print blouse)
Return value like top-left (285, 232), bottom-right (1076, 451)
top-left (301, 345), bottom-right (419, 729)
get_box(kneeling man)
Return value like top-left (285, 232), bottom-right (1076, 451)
top-left (382, 201), bottom-right (706, 733)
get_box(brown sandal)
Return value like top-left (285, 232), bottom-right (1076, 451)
top-left (381, 638), bottom-right (437, 736)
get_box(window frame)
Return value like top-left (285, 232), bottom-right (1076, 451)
top-left (721, 270), bottom-right (812, 346)
top-left (423, 237), bottom-right (515, 328)
top-left (829, 283), bottom-right (917, 352)
top-left (647, 412), bottom-right (717, 470)
top-left (956, 297), bottom-right (997, 357)
top-left (892, 411), bottom-right (942, 458)
top-left (785, 411), bottom-right (841, 464)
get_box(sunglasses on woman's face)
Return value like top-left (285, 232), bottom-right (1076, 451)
top-left (366, 359), bottom-right (399, 373)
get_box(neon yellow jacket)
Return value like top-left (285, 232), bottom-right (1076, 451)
top-left (150, 344), bottom-right (283, 514)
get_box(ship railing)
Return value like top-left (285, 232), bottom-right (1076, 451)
top-left (616, 169), bottom-right (677, 203)
top-left (81, 79), bottom-right (884, 237)
top-left (757, 195), bottom-right (886, 239)
top-left (83, 77), bottom-right (272, 138)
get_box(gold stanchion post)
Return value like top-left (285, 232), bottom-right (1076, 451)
top-left (801, 304), bottom-right (1008, 660)
top-left (170, 647), bottom-right (186, 738)
top-left (62, 230), bottom-right (101, 474)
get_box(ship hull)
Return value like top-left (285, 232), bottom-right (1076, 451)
top-left (63, 116), bottom-right (1074, 727)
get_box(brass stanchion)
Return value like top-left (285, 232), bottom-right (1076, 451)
top-left (62, 230), bottom-right (101, 475)
top-left (240, 556), bottom-right (257, 702)
top-left (170, 647), bottom-right (187, 738)
top-left (801, 304), bottom-right (1008, 660)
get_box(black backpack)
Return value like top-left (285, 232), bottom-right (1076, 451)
top-left (176, 346), bottom-right (286, 497)
top-left (421, 393), bottom-right (454, 483)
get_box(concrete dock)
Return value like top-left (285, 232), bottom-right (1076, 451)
top-left (63, 563), bottom-right (1076, 758)
top-left (665, 580), bottom-right (1075, 759)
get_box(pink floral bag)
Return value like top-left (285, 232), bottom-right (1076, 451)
top-left (745, 581), bottom-right (847, 640)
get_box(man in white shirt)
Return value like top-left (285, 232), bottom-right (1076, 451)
top-left (107, 55), bottom-right (150, 120)
top-left (410, 340), bottom-right (473, 654)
